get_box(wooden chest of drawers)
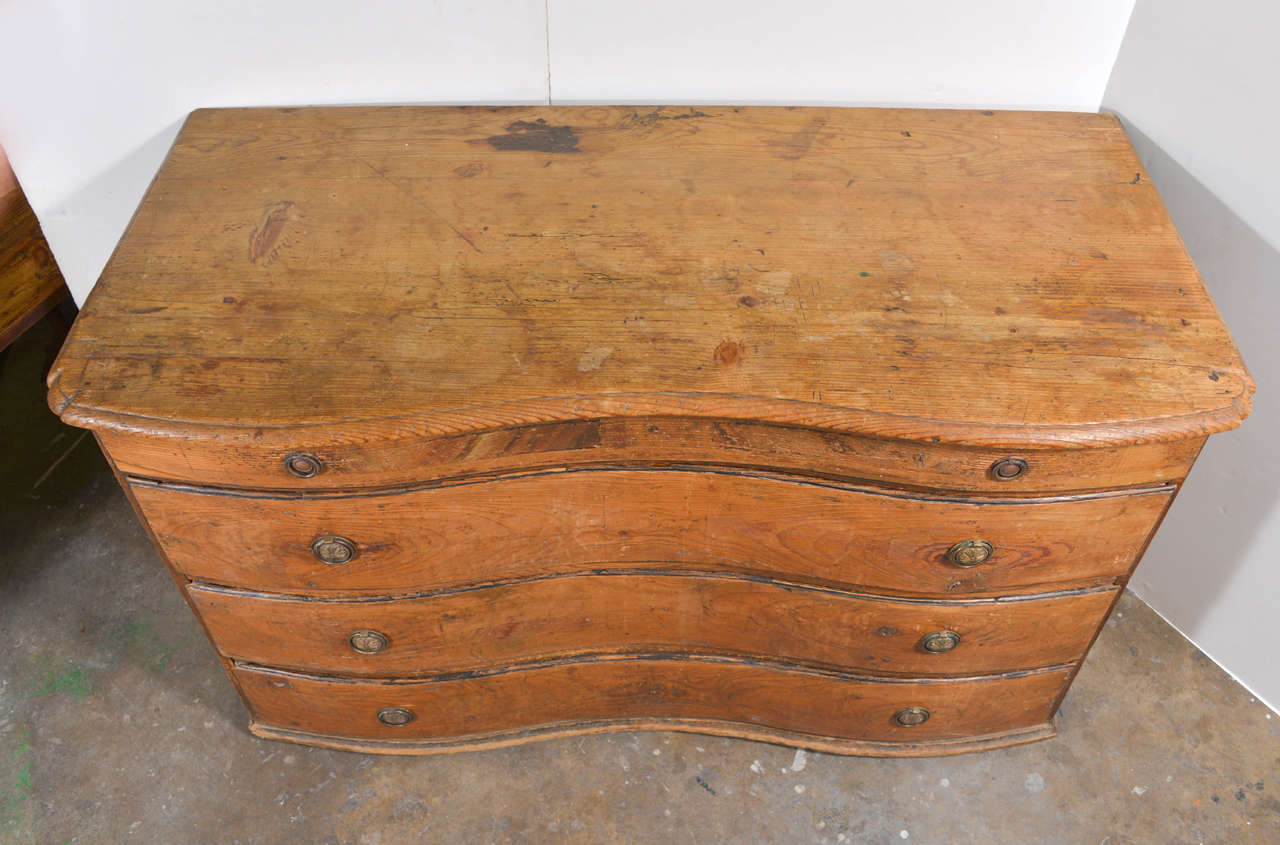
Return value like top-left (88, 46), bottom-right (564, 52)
top-left (48, 106), bottom-right (1251, 756)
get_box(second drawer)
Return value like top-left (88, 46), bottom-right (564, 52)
top-left (134, 467), bottom-right (1171, 597)
top-left (188, 574), bottom-right (1116, 678)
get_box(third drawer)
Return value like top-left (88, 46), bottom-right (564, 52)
top-left (187, 574), bottom-right (1117, 678)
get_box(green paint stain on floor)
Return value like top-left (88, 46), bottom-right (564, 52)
top-left (33, 665), bottom-right (92, 699)
top-left (859, 271), bottom-right (873, 277)
top-left (3, 729), bottom-right (33, 836)
top-left (19, 652), bottom-right (94, 701)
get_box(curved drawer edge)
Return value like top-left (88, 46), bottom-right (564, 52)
top-left (247, 716), bottom-right (1059, 758)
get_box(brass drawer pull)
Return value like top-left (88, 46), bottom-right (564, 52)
top-left (989, 456), bottom-right (1027, 480)
top-left (349, 630), bottom-right (390, 654)
top-left (284, 452), bottom-right (322, 478)
top-left (312, 535), bottom-right (357, 565)
top-left (377, 707), bottom-right (415, 727)
top-left (894, 706), bottom-right (931, 727)
top-left (920, 630), bottom-right (961, 653)
top-left (947, 538), bottom-right (993, 567)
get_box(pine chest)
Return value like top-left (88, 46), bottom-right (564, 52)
top-left (49, 106), bottom-right (1252, 755)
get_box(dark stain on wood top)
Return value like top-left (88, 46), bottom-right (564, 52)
top-left (485, 119), bottom-right (581, 154)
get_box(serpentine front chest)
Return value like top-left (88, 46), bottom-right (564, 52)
top-left (49, 105), bottom-right (1252, 755)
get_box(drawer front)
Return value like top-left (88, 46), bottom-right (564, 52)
top-left (189, 576), bottom-right (1115, 678)
top-left (234, 658), bottom-right (1072, 745)
top-left (99, 419), bottom-right (1204, 495)
top-left (135, 468), bottom-right (1171, 597)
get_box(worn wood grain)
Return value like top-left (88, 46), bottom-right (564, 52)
top-left (132, 467), bottom-right (1171, 597)
top-left (189, 576), bottom-right (1116, 678)
top-left (234, 657), bottom-right (1073, 746)
top-left (49, 106), bottom-right (1251, 450)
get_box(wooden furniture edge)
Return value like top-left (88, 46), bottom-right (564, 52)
top-left (128, 463), bottom-right (1178, 504)
top-left (186, 572), bottom-right (1119, 607)
top-left (46, 384), bottom-right (1253, 450)
top-left (1043, 438), bottom-right (1199, 716)
top-left (92, 434), bottom-right (263, 728)
top-left (247, 716), bottom-right (1059, 758)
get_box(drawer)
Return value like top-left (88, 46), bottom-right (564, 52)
top-left (134, 467), bottom-right (1172, 597)
top-left (100, 418), bottom-right (1205, 495)
top-left (233, 658), bottom-right (1073, 751)
top-left (189, 576), bottom-right (1115, 678)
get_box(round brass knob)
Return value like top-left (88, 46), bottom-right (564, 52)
top-left (990, 456), bottom-right (1028, 481)
top-left (311, 535), bottom-right (357, 565)
top-left (920, 630), bottom-right (961, 653)
top-left (377, 707), bottom-right (415, 727)
top-left (349, 630), bottom-right (390, 654)
top-left (894, 706), bottom-right (931, 727)
top-left (947, 539), bottom-right (994, 568)
top-left (284, 452), bottom-right (322, 478)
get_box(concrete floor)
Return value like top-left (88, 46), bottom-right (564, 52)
top-left (3, 319), bottom-right (1279, 845)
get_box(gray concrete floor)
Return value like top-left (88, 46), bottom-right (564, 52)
top-left (3, 318), bottom-right (1279, 845)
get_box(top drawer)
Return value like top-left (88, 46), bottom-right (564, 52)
top-left (99, 418), bottom-right (1204, 495)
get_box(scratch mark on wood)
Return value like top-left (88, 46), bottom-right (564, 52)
top-left (359, 159), bottom-right (483, 254)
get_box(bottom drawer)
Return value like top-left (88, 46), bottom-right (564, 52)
top-left (233, 658), bottom-right (1072, 755)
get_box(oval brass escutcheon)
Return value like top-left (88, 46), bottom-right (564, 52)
top-left (349, 629), bottom-right (390, 654)
top-left (946, 538), bottom-right (994, 568)
top-left (311, 535), bottom-right (357, 565)
top-left (894, 706), bottom-right (931, 727)
top-left (377, 707), bottom-right (415, 727)
top-left (284, 452), bottom-right (322, 478)
top-left (989, 456), bottom-right (1028, 481)
top-left (920, 630), bottom-right (961, 653)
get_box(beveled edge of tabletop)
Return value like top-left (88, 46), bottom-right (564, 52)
top-left (46, 377), bottom-right (1253, 450)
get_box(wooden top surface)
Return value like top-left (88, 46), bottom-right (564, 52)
top-left (49, 106), bottom-right (1251, 448)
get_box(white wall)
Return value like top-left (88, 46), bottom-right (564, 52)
top-left (1105, 0), bottom-right (1280, 252)
top-left (1103, 0), bottom-right (1280, 711)
top-left (0, 1), bottom-right (1136, 304)
top-left (548, 0), bottom-right (1129, 109)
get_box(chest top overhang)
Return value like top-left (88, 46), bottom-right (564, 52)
top-left (48, 106), bottom-right (1252, 448)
